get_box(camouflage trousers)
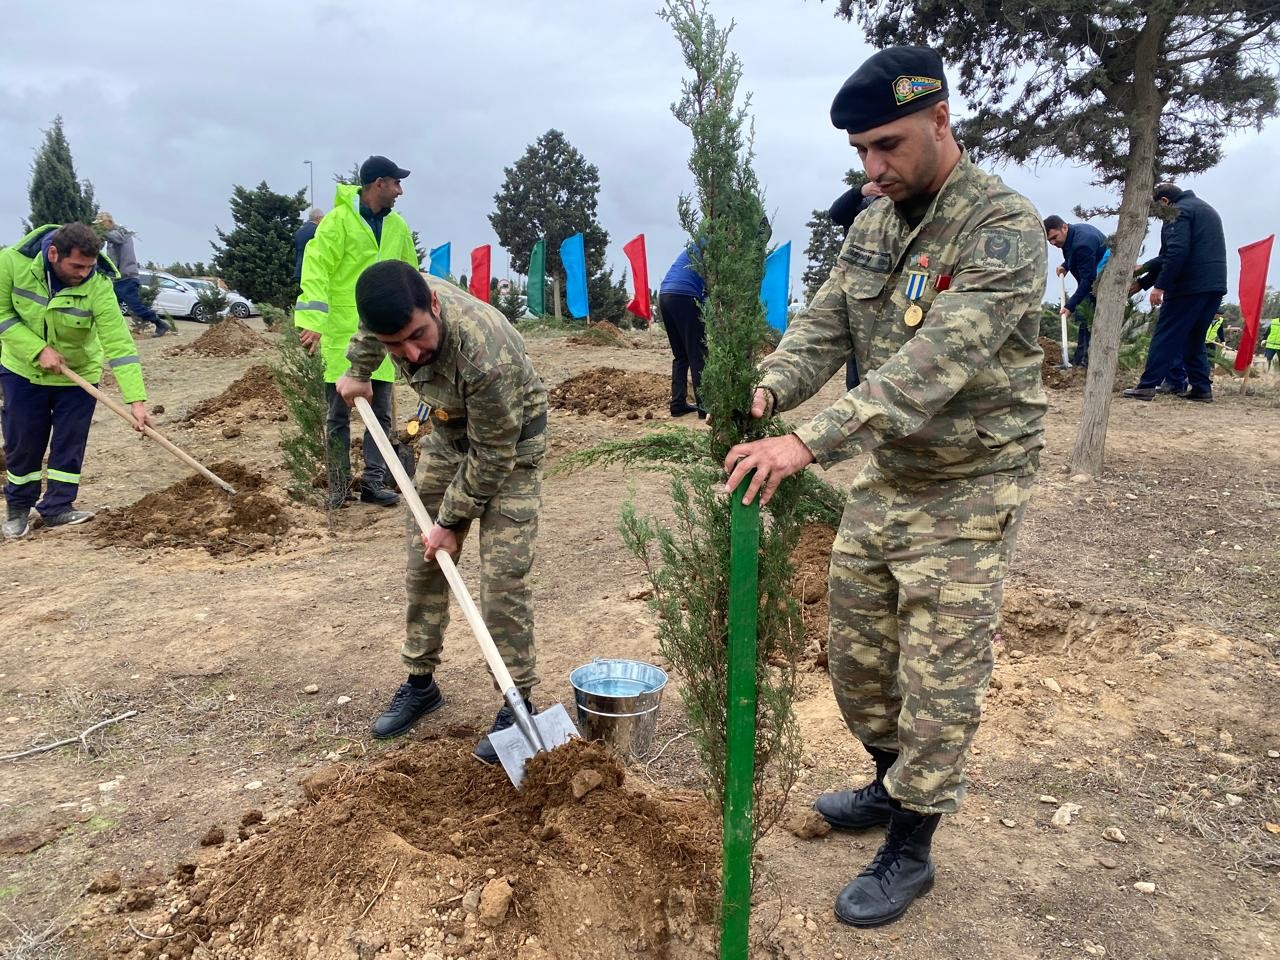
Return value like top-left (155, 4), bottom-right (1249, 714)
top-left (827, 465), bottom-right (1034, 815)
top-left (403, 433), bottom-right (545, 692)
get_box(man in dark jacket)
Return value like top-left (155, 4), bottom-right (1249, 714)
top-left (293, 208), bottom-right (323, 281)
top-left (1123, 184), bottom-right (1227, 403)
top-left (1044, 216), bottom-right (1107, 366)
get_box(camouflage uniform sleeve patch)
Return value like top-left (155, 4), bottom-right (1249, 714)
top-left (980, 230), bottom-right (1019, 264)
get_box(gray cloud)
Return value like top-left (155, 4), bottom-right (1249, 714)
top-left (2, 0), bottom-right (1275, 305)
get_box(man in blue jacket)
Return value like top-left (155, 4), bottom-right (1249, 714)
top-left (1044, 216), bottom-right (1108, 367)
top-left (1123, 184), bottom-right (1227, 403)
top-left (658, 247), bottom-right (707, 418)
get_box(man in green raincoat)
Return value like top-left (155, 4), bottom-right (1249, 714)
top-left (295, 155), bottom-right (419, 507)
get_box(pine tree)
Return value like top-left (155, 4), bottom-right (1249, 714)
top-left (831, 1), bottom-right (1280, 475)
top-left (211, 182), bottom-right (307, 309)
top-left (489, 130), bottom-right (616, 320)
top-left (26, 116), bottom-right (97, 229)
top-left (615, 0), bottom-right (805, 874)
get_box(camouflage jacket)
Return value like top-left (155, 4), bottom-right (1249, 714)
top-left (346, 281), bottom-right (548, 525)
top-left (760, 154), bottom-right (1047, 482)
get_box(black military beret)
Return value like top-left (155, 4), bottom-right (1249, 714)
top-left (831, 46), bottom-right (949, 134)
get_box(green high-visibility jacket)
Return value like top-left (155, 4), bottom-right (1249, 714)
top-left (1205, 316), bottom-right (1223, 344)
top-left (1265, 319), bottom-right (1280, 349)
top-left (0, 225), bottom-right (146, 402)
top-left (294, 184), bottom-right (418, 383)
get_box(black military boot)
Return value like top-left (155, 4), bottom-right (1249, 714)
top-left (814, 745), bottom-right (897, 830)
top-left (360, 473), bottom-right (401, 507)
top-left (834, 805), bottom-right (941, 927)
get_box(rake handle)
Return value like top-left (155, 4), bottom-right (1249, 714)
top-left (353, 396), bottom-right (520, 697)
top-left (59, 365), bottom-right (237, 495)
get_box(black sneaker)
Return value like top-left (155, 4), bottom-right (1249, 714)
top-left (474, 699), bottom-right (537, 764)
top-left (834, 807), bottom-right (941, 927)
top-left (669, 403), bottom-right (699, 418)
top-left (370, 678), bottom-right (444, 739)
top-left (1154, 383), bottom-right (1188, 396)
top-left (359, 481), bottom-right (401, 507)
top-left (1121, 386), bottom-right (1157, 401)
top-left (42, 509), bottom-right (95, 527)
top-left (1182, 388), bottom-right (1213, 403)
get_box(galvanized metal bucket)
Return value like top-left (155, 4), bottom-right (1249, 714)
top-left (569, 658), bottom-right (668, 759)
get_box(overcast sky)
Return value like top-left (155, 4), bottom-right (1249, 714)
top-left (3, 0), bottom-right (1278, 306)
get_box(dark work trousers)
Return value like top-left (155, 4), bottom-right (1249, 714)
top-left (1137, 292), bottom-right (1223, 394)
top-left (114, 277), bottom-right (164, 331)
top-left (1072, 312), bottom-right (1092, 367)
top-left (1, 367), bottom-right (98, 518)
top-left (845, 356), bottom-right (861, 391)
top-left (325, 379), bottom-right (393, 489)
top-left (659, 292), bottom-right (706, 412)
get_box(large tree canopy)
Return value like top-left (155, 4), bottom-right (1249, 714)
top-left (27, 115), bottom-right (97, 230)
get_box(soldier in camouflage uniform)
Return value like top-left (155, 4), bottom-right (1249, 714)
top-left (724, 46), bottom-right (1046, 927)
top-left (336, 260), bottom-right (549, 764)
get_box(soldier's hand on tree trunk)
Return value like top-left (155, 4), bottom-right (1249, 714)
top-left (37, 346), bottom-right (65, 371)
top-left (722, 434), bottom-right (814, 507)
top-left (298, 329), bottom-right (322, 354)
top-left (335, 374), bottom-right (373, 407)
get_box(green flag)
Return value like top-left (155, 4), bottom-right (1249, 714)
top-left (527, 239), bottom-right (546, 316)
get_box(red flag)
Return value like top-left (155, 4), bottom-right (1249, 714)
top-left (1235, 235), bottom-right (1274, 372)
top-left (469, 245), bottom-right (491, 304)
top-left (623, 234), bottom-right (651, 322)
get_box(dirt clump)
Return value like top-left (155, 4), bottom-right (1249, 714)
top-left (568, 320), bottom-right (635, 349)
top-left (550, 366), bottom-right (671, 418)
top-left (166, 318), bottom-right (267, 359)
top-left (183, 364), bottom-right (285, 424)
top-left (1039, 336), bottom-right (1086, 390)
top-left (91, 737), bottom-right (717, 960)
top-left (92, 461), bottom-right (291, 556)
top-left (790, 523), bottom-right (835, 667)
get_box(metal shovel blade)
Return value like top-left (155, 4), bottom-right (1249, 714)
top-left (488, 702), bottom-right (579, 789)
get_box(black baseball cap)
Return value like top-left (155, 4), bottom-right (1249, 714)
top-left (831, 46), bottom-right (949, 135)
top-left (359, 155), bottom-right (410, 185)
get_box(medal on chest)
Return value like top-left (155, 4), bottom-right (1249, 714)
top-left (903, 269), bottom-right (928, 327)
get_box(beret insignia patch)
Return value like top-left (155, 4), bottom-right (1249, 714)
top-left (893, 75), bottom-right (943, 105)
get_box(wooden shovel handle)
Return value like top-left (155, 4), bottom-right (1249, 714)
top-left (59, 365), bottom-right (237, 495)
top-left (353, 396), bottom-right (519, 694)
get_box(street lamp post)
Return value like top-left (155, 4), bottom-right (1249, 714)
top-left (303, 160), bottom-right (314, 207)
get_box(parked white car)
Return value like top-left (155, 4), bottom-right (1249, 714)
top-left (134, 271), bottom-right (205, 321)
top-left (182, 277), bottom-right (257, 320)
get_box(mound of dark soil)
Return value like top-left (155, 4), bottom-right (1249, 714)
top-left (166, 318), bottom-right (267, 359)
top-left (85, 738), bottom-right (718, 960)
top-left (184, 365), bottom-right (285, 423)
top-left (549, 367), bottom-right (671, 418)
top-left (93, 462), bottom-right (290, 556)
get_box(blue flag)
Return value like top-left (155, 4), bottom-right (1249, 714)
top-left (560, 233), bottom-right (590, 319)
top-left (760, 242), bottom-right (791, 332)
top-left (428, 242), bottom-right (451, 279)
